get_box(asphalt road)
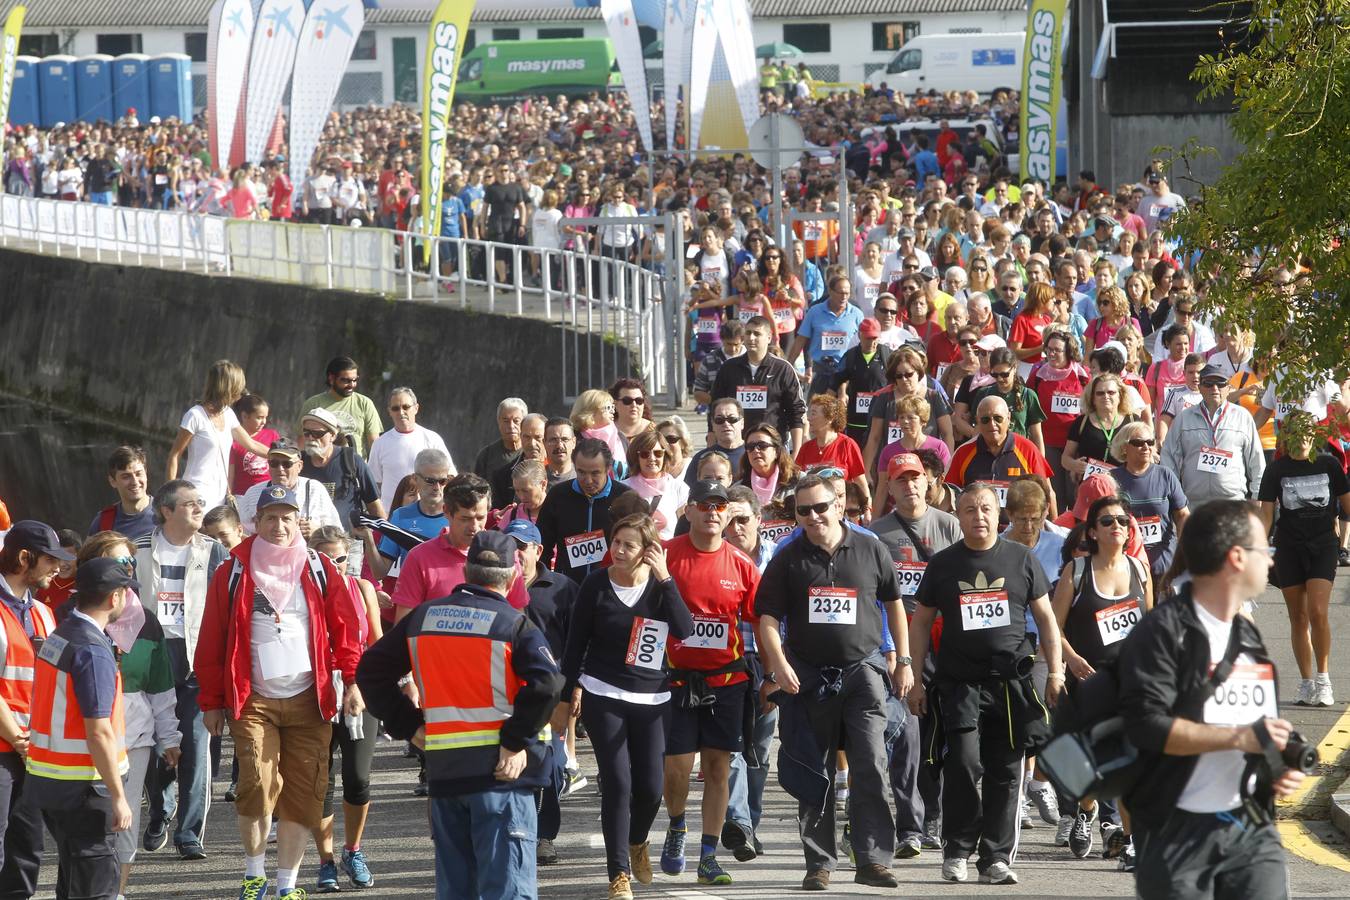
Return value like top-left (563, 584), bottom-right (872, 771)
top-left (32, 573), bottom-right (1350, 899)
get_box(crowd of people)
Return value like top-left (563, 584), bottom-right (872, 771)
top-left (0, 75), bottom-right (1341, 900)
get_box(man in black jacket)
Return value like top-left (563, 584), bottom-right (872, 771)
top-left (710, 316), bottom-right (806, 452)
top-left (1120, 499), bottom-right (1304, 897)
top-left (536, 439), bottom-right (632, 584)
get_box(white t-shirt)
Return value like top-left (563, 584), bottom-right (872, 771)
top-left (249, 583), bottom-right (315, 700)
top-left (882, 248), bottom-right (932, 284)
top-left (851, 266), bottom-right (885, 318)
top-left (531, 208), bottom-right (563, 250)
top-left (1177, 602), bottom-right (1256, 813)
top-left (1261, 372), bottom-right (1341, 423)
top-left (152, 533), bottom-right (191, 639)
top-left (367, 425), bottom-right (454, 513)
top-left (179, 404), bottom-right (239, 509)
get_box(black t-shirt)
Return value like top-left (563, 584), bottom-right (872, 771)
top-left (301, 449), bottom-right (380, 530)
top-left (482, 183), bottom-right (527, 233)
top-left (915, 538), bottom-right (1048, 681)
top-left (1067, 413), bottom-right (1140, 464)
top-left (1258, 452), bottom-right (1349, 547)
top-left (755, 527), bottom-right (900, 668)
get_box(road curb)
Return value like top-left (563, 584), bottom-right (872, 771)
top-left (1332, 793), bottom-right (1350, 841)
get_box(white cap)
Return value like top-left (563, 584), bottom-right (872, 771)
top-left (1097, 340), bottom-right (1128, 359)
top-left (975, 333), bottom-right (1007, 352)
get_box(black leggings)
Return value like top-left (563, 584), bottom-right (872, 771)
top-left (323, 713), bottom-right (378, 816)
top-left (580, 690), bottom-right (670, 880)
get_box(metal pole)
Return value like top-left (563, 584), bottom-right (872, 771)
top-left (665, 211), bottom-right (686, 406)
top-left (838, 154), bottom-right (853, 279)
top-left (769, 114), bottom-right (783, 250)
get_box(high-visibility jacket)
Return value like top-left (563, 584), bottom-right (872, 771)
top-left (404, 584), bottom-right (561, 792)
top-left (0, 599), bottom-right (55, 753)
top-left (26, 627), bottom-right (128, 782)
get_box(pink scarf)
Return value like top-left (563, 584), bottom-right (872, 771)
top-left (750, 469), bottom-right (779, 506)
top-left (1033, 361), bottom-right (1087, 384)
top-left (583, 422), bottom-right (626, 465)
top-left (249, 531), bottom-right (307, 613)
top-left (625, 472), bottom-right (669, 501)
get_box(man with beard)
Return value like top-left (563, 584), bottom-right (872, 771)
top-left (299, 357), bottom-right (383, 458)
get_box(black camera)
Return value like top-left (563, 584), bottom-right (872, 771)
top-left (1282, 731), bottom-right (1318, 773)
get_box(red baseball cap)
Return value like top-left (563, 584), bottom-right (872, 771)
top-left (860, 318), bottom-right (881, 338)
top-left (887, 453), bottom-right (925, 479)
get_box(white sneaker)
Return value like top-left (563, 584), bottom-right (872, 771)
top-left (1294, 679), bottom-right (1316, 705)
top-left (941, 857), bottom-right (968, 882)
top-left (835, 770), bottom-right (850, 807)
top-left (980, 860), bottom-right (1018, 885)
top-left (1054, 815), bottom-right (1073, 847)
top-left (1029, 784), bottom-right (1059, 825)
top-left (1313, 679), bottom-right (1335, 707)
top-left (1020, 803), bottom-right (1033, 829)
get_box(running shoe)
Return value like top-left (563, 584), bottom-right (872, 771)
top-left (941, 857), bottom-right (968, 882)
top-left (660, 826), bottom-right (687, 875)
top-left (834, 769), bottom-right (850, 807)
top-left (629, 841), bottom-right (652, 884)
top-left (894, 836), bottom-right (922, 859)
top-left (1055, 815), bottom-right (1073, 847)
top-left (980, 861), bottom-right (1018, 885)
top-left (1102, 824), bottom-right (1129, 860)
top-left (142, 819), bottom-right (168, 853)
top-left (720, 820), bottom-right (757, 862)
top-left (238, 878), bottom-right (269, 900)
top-left (1314, 679), bottom-right (1336, 707)
top-left (607, 872), bottom-right (633, 900)
top-left (1294, 679), bottom-right (1316, 706)
top-left (279, 889), bottom-right (308, 898)
top-left (341, 848), bottom-right (374, 888)
top-left (921, 820), bottom-right (943, 850)
top-left (1070, 805), bottom-right (1098, 859)
top-left (561, 770), bottom-right (589, 798)
top-left (1339, 547), bottom-right (1350, 567)
top-left (537, 838), bottom-right (558, 866)
top-left (696, 856), bottom-right (732, 886)
top-left (316, 860), bottom-right (338, 893)
top-left (1118, 840), bottom-right (1137, 872)
top-left (1029, 784), bottom-right (1059, 825)
top-left (1020, 804), bottom-right (1033, 829)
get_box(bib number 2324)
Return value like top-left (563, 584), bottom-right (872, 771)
top-left (808, 587), bottom-right (857, 625)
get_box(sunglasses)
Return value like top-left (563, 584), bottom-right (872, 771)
top-left (795, 500), bottom-right (833, 517)
top-left (389, 404), bottom-right (414, 412)
top-left (991, 370), bottom-right (1014, 379)
top-left (746, 441), bottom-right (775, 452)
top-left (1127, 438), bottom-right (1156, 448)
top-left (979, 415), bottom-right (1007, 424)
top-left (713, 415), bottom-right (741, 425)
top-left (268, 458), bottom-right (299, 468)
top-left (638, 449), bottom-right (665, 459)
top-left (660, 433), bottom-right (681, 445)
top-left (618, 396), bottom-right (645, 406)
top-left (695, 500), bottom-right (729, 512)
top-left (894, 370), bottom-right (919, 380)
top-left (1096, 515), bottom-right (1131, 528)
top-left (327, 554), bottom-right (349, 565)
top-left (111, 555), bottom-right (135, 568)
top-left (876, 307), bottom-right (898, 316)
top-left (809, 466), bottom-right (846, 479)
top-left (959, 338), bottom-right (979, 347)
top-left (764, 254), bottom-right (782, 260)
top-left (1001, 286), bottom-right (1019, 293)
top-left (728, 514), bottom-right (753, 527)
top-left (302, 429), bottom-right (330, 440)
top-left (903, 264), bottom-right (919, 270)
top-left (418, 474), bottom-right (450, 486)
top-left (1200, 379), bottom-right (1227, 388)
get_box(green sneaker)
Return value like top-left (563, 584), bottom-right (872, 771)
top-left (238, 877), bottom-right (269, 900)
top-left (696, 856), bottom-right (732, 886)
top-left (278, 890), bottom-right (308, 899)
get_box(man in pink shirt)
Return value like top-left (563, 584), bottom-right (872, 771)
top-left (390, 473), bottom-right (528, 622)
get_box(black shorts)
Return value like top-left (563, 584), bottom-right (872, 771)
top-left (1274, 537), bottom-right (1337, 588)
top-left (665, 681), bottom-right (747, 755)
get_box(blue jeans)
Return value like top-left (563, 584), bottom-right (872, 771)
top-left (89, 191), bottom-right (114, 206)
top-left (431, 788), bottom-right (537, 900)
top-left (726, 704), bottom-right (777, 832)
top-left (149, 643), bottom-right (211, 849)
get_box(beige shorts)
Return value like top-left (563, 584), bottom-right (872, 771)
top-left (228, 687), bottom-right (331, 829)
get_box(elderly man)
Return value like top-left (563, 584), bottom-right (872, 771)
top-left (299, 356), bottom-right (382, 458)
top-left (238, 439), bottom-right (342, 538)
top-left (196, 486), bottom-right (364, 900)
top-left (946, 397), bottom-right (1054, 511)
top-left (991, 270), bottom-right (1024, 321)
top-left (491, 413), bottom-right (547, 508)
top-left (365, 449), bottom-right (454, 581)
top-left (367, 387), bottom-right (453, 514)
top-left (926, 301), bottom-right (969, 375)
top-left (300, 409), bottom-right (385, 574)
top-left (472, 398), bottom-right (528, 481)
top-left (1159, 364), bottom-right (1264, 505)
top-left (133, 480), bottom-right (228, 861)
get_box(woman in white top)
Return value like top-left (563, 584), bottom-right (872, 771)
top-left (166, 360), bottom-right (270, 509)
top-left (621, 428), bottom-right (690, 540)
top-left (851, 240), bottom-right (887, 317)
top-left (530, 189), bottom-right (564, 287)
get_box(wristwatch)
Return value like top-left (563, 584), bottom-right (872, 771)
top-left (895, 655), bottom-right (912, 667)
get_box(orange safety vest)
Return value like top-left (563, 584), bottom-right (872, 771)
top-left (26, 630), bottom-right (127, 782)
top-left (0, 599), bottom-right (55, 753)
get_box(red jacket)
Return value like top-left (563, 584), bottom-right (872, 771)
top-left (195, 536), bottom-right (362, 720)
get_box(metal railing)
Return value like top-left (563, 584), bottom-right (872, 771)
top-left (0, 195), bottom-right (672, 405)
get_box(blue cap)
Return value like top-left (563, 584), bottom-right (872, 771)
top-left (5, 520), bottom-right (75, 561)
top-left (502, 519), bottom-right (542, 546)
top-left (256, 484), bottom-right (299, 513)
top-left (75, 556), bottom-right (139, 596)
top-left (468, 530), bottom-right (518, 568)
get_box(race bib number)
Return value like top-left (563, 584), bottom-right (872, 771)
top-left (157, 591), bottom-right (186, 633)
top-left (803, 224), bottom-right (822, 241)
top-left (695, 316), bottom-right (719, 336)
top-left (1095, 600), bottom-right (1142, 646)
top-left (855, 392), bottom-right (874, 415)
top-left (937, 363), bottom-right (951, 383)
top-left (737, 385), bottom-right (767, 410)
top-left (821, 331), bottom-right (848, 352)
top-left (760, 520), bottom-right (795, 545)
top-left (625, 617), bottom-right (669, 671)
top-left (1050, 392), bottom-right (1081, 416)
top-left (895, 562), bottom-right (926, 597)
top-left (1137, 516), bottom-right (1163, 546)
top-left (154, 174), bottom-right (168, 186)
top-left (864, 283), bottom-right (880, 302)
top-left (990, 480), bottom-right (1010, 507)
top-left (888, 421), bottom-right (903, 445)
top-left (1203, 663), bottom-right (1278, 726)
top-left (1083, 458), bottom-right (1115, 479)
top-left (564, 530), bottom-right (608, 567)
top-left (737, 306), bottom-right (756, 323)
top-left (960, 590), bottom-right (1011, 631)
top-left (808, 587), bottom-right (857, 625)
top-left (681, 616), bottom-right (730, 650)
top-left (1197, 447), bottom-right (1233, 474)
top-left (773, 306), bottom-right (795, 325)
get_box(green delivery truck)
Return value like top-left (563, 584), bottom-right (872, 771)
top-left (456, 38), bottom-right (622, 103)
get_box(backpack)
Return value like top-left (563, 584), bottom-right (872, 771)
top-left (226, 549), bottom-right (328, 607)
top-left (97, 504), bottom-right (118, 533)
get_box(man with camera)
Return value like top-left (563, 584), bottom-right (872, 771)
top-left (1120, 499), bottom-right (1306, 899)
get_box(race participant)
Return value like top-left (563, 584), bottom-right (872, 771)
top-left (685, 399), bottom-right (748, 486)
top-left (834, 317), bottom-right (892, 453)
top-left (1159, 364), bottom-right (1265, 505)
top-left (710, 315), bottom-right (806, 451)
top-left (1120, 500), bottom-right (1303, 899)
top-left (356, 531), bottom-right (562, 900)
top-left (471, 397), bottom-right (528, 483)
top-left (1258, 411), bottom-right (1350, 706)
top-left (1110, 421), bottom-right (1189, 579)
top-left (132, 481), bottom-right (227, 862)
top-left (490, 414), bottom-right (547, 509)
top-left (789, 276), bottom-right (866, 398)
top-left (908, 484), bottom-right (1062, 886)
top-left (794, 395), bottom-right (868, 515)
top-left (237, 439), bottom-right (342, 538)
top-left (166, 360), bottom-right (269, 510)
top-left (1143, 325), bottom-right (1191, 418)
top-left (966, 348), bottom-right (1047, 453)
top-left (1156, 353), bottom-right (1206, 444)
top-left (365, 449), bottom-right (452, 581)
top-left (868, 453), bottom-right (962, 857)
top-left (492, 459), bottom-right (550, 531)
top-left (1051, 495), bottom-right (1153, 861)
top-left (1062, 373), bottom-right (1141, 492)
top-left (560, 513), bottom-right (693, 900)
top-left (720, 486), bottom-right (779, 862)
top-left (366, 387), bottom-right (453, 513)
top-left (543, 418), bottom-right (578, 486)
top-left (299, 356), bottom-right (383, 459)
top-left (228, 394), bottom-right (277, 501)
top-left (755, 475), bottom-right (913, 891)
top-left (660, 481), bottom-right (761, 886)
top-left (1025, 329), bottom-right (1090, 508)
top-left (89, 446), bottom-right (155, 540)
top-left (307, 527), bottom-right (382, 892)
top-left (537, 439), bottom-right (634, 584)
top-left (298, 409), bottom-right (386, 573)
top-left (1253, 369), bottom-right (1344, 432)
top-left (621, 428), bottom-right (690, 540)
top-left (946, 397), bottom-right (1055, 513)
top-left (862, 347), bottom-right (956, 478)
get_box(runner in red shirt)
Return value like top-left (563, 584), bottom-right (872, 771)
top-left (659, 479), bottom-right (760, 885)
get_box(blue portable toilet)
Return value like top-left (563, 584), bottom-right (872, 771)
top-left (9, 57), bottom-right (39, 127)
top-left (75, 54), bottom-right (115, 123)
top-left (112, 53), bottom-right (150, 123)
top-left (37, 55), bottom-right (76, 128)
top-left (148, 53), bottom-right (192, 123)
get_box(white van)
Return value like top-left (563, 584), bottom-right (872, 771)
top-left (867, 32), bottom-right (1023, 95)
